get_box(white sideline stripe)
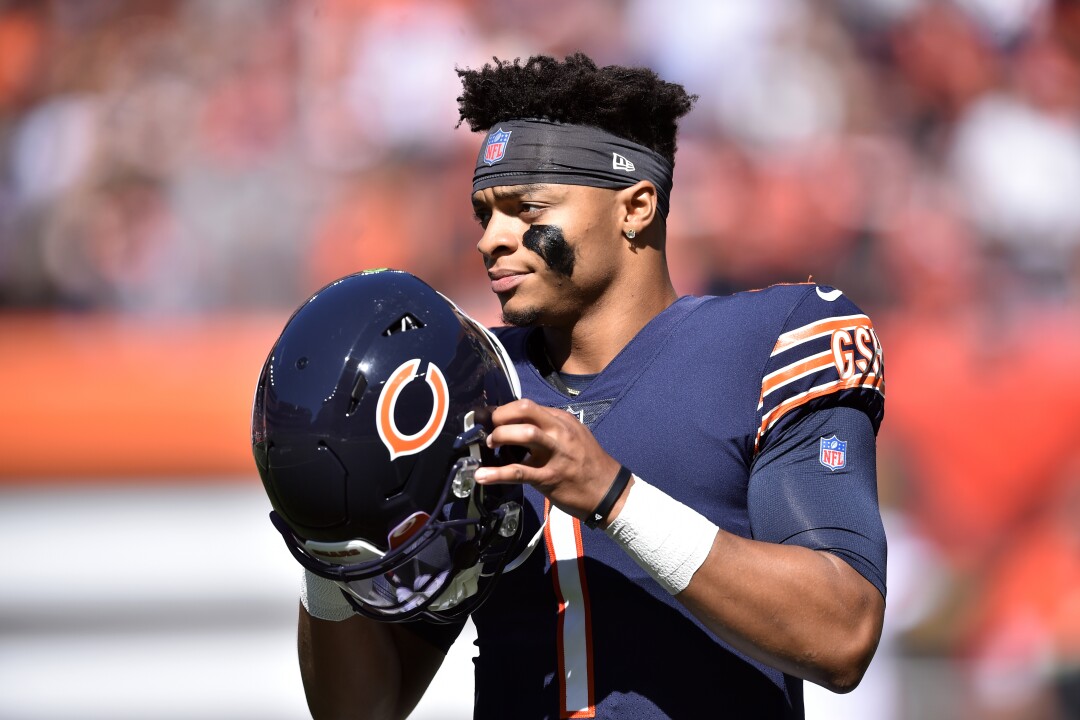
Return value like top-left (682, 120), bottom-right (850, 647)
top-left (0, 484), bottom-right (476, 720)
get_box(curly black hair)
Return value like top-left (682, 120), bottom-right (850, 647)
top-left (456, 53), bottom-right (697, 165)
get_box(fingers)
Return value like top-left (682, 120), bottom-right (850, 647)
top-left (486, 421), bottom-right (558, 463)
top-left (489, 398), bottom-right (565, 428)
top-left (486, 399), bottom-right (574, 458)
top-left (473, 400), bottom-right (574, 485)
top-left (472, 462), bottom-right (531, 485)
top-left (472, 398), bottom-right (623, 520)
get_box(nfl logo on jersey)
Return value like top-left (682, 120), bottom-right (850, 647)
top-left (819, 435), bottom-right (847, 471)
top-left (483, 128), bottom-right (512, 165)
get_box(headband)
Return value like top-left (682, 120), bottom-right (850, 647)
top-left (472, 119), bottom-right (674, 218)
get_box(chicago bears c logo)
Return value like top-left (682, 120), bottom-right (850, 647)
top-left (376, 359), bottom-right (449, 461)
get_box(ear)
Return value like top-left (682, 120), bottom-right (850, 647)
top-left (618, 181), bottom-right (658, 238)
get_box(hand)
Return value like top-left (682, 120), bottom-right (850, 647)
top-left (473, 399), bottom-right (623, 521)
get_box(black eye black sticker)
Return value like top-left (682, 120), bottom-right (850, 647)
top-left (523, 224), bottom-right (575, 277)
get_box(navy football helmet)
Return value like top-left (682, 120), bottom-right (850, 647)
top-left (252, 270), bottom-right (524, 623)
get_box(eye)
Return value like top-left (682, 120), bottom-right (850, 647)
top-left (472, 208), bottom-right (491, 228)
top-left (519, 202), bottom-right (544, 218)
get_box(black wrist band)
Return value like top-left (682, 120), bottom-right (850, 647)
top-left (584, 465), bottom-right (633, 529)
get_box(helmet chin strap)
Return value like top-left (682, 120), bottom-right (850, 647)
top-left (502, 515), bottom-right (546, 573)
top-left (427, 503), bottom-right (544, 611)
top-left (429, 562), bottom-right (482, 611)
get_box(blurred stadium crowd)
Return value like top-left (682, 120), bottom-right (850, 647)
top-left (2, 0), bottom-right (1080, 717)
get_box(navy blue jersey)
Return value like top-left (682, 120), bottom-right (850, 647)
top-left (414, 284), bottom-right (887, 719)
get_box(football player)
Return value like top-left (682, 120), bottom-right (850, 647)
top-left (279, 54), bottom-right (888, 719)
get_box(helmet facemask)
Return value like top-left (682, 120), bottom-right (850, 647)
top-left (269, 411), bottom-right (523, 623)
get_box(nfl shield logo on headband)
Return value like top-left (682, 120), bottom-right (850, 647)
top-left (483, 128), bottom-right (512, 165)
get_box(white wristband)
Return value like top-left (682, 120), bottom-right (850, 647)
top-left (604, 476), bottom-right (719, 595)
top-left (300, 569), bottom-right (357, 621)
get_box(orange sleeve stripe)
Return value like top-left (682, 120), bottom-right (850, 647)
top-left (759, 350), bottom-right (834, 404)
top-left (772, 314), bottom-right (872, 355)
top-left (755, 373), bottom-right (884, 450)
top-left (760, 350), bottom-right (883, 406)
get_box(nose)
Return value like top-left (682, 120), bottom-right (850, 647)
top-left (476, 212), bottom-right (521, 263)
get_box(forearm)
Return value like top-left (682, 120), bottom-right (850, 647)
top-left (604, 477), bottom-right (883, 692)
top-left (298, 605), bottom-right (445, 720)
top-left (678, 533), bottom-right (884, 693)
top-left (299, 606), bottom-right (402, 720)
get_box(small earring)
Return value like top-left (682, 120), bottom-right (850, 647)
top-left (624, 229), bottom-right (637, 240)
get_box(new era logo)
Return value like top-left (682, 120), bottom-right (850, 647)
top-left (612, 153), bottom-right (635, 172)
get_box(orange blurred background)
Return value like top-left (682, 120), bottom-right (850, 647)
top-left (0, 312), bottom-right (282, 479)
